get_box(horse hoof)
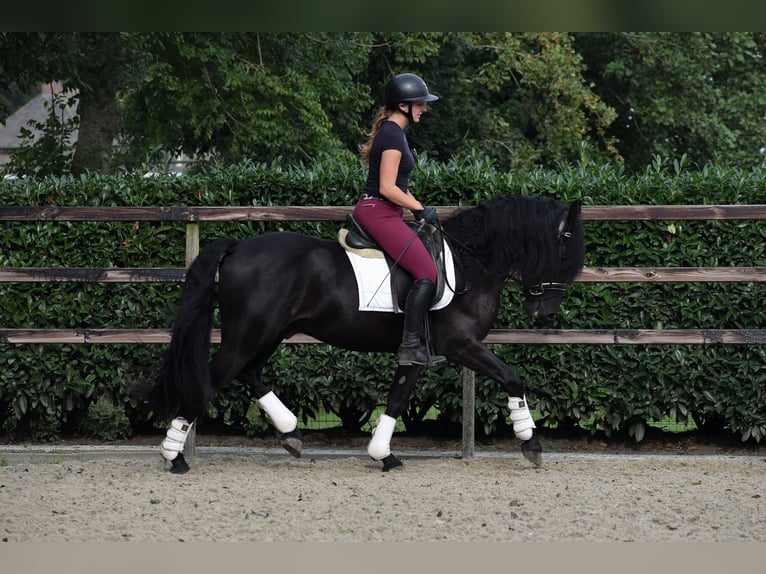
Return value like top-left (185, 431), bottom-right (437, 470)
top-left (280, 429), bottom-right (303, 458)
top-left (522, 448), bottom-right (542, 467)
top-left (381, 453), bottom-right (403, 472)
top-left (169, 453), bottom-right (190, 474)
top-left (521, 436), bottom-right (543, 467)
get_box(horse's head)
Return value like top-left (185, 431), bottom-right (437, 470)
top-left (441, 194), bottom-right (585, 324)
top-left (521, 200), bottom-right (585, 324)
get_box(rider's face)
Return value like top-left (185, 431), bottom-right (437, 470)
top-left (409, 101), bottom-right (428, 122)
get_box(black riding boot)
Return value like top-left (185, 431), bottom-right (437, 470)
top-left (397, 279), bottom-right (446, 367)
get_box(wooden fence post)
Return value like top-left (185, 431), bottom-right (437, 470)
top-left (184, 222), bottom-right (200, 462)
top-left (185, 223), bottom-right (200, 267)
top-left (461, 367), bottom-right (475, 458)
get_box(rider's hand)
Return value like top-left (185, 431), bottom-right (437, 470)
top-left (413, 206), bottom-right (439, 225)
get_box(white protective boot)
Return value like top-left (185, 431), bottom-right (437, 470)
top-left (160, 417), bottom-right (193, 462)
top-left (367, 414), bottom-right (397, 460)
top-left (257, 391), bottom-right (298, 434)
top-left (508, 396), bottom-right (536, 441)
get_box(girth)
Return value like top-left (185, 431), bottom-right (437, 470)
top-left (340, 214), bottom-right (448, 312)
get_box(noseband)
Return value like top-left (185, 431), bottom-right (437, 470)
top-left (523, 281), bottom-right (568, 299)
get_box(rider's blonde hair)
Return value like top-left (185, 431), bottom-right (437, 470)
top-left (359, 106), bottom-right (393, 165)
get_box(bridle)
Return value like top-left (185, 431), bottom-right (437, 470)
top-left (523, 225), bottom-right (574, 300)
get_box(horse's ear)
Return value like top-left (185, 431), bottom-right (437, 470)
top-left (559, 200), bottom-right (581, 234)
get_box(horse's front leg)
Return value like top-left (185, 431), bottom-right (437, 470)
top-left (368, 364), bottom-right (423, 471)
top-left (452, 340), bottom-right (542, 466)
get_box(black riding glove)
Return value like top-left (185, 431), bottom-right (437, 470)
top-left (413, 206), bottom-right (439, 226)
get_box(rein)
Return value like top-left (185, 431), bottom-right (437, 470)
top-left (435, 222), bottom-right (492, 268)
top-left (432, 222), bottom-right (482, 296)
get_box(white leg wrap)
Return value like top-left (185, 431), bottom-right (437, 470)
top-left (508, 396), bottom-right (536, 441)
top-left (257, 391), bottom-right (298, 434)
top-left (367, 414), bottom-right (397, 460)
top-left (160, 417), bottom-right (193, 461)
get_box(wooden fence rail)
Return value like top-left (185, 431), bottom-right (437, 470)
top-left (2, 204), bottom-right (765, 346)
top-left (2, 204), bottom-right (765, 456)
top-left (3, 204), bottom-right (766, 221)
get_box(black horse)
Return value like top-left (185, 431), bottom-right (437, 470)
top-left (146, 194), bottom-right (585, 473)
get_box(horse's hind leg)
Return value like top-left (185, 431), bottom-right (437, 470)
top-left (158, 349), bottom-right (244, 474)
top-left (368, 364), bottom-right (422, 472)
top-left (257, 389), bottom-right (302, 458)
top-left (161, 417), bottom-right (194, 474)
top-left (232, 361), bottom-right (303, 458)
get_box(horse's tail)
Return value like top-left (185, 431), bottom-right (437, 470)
top-left (147, 238), bottom-right (239, 421)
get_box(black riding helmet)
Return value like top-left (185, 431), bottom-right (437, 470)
top-left (384, 73), bottom-right (439, 122)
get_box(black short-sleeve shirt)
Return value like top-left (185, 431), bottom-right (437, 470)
top-left (362, 121), bottom-right (414, 199)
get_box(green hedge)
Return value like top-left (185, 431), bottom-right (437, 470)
top-left (1, 154), bottom-right (765, 443)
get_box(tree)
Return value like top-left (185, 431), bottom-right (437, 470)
top-left (117, 33), bottom-right (374, 168)
top-left (1, 33), bottom-right (374, 175)
top-left (67, 34), bottom-right (125, 175)
top-left (0, 33), bottom-right (133, 176)
top-left (363, 33), bottom-right (619, 171)
top-left (2, 33), bottom-right (765, 177)
top-left (574, 32), bottom-right (766, 170)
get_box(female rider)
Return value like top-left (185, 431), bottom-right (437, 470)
top-left (352, 73), bottom-right (445, 367)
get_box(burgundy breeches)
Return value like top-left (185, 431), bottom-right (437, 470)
top-left (352, 197), bottom-right (437, 284)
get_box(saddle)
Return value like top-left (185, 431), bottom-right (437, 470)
top-left (339, 214), bottom-right (448, 312)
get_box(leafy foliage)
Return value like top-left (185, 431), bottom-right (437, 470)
top-left (574, 32), bottom-right (766, 171)
top-left (118, 33), bottom-right (371, 167)
top-left (3, 33), bottom-right (766, 176)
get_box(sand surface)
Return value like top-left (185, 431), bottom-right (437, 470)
top-left (1, 445), bottom-right (763, 542)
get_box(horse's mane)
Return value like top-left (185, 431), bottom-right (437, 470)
top-left (443, 194), bottom-right (585, 284)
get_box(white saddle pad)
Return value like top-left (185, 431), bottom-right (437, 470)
top-left (344, 240), bottom-right (456, 313)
